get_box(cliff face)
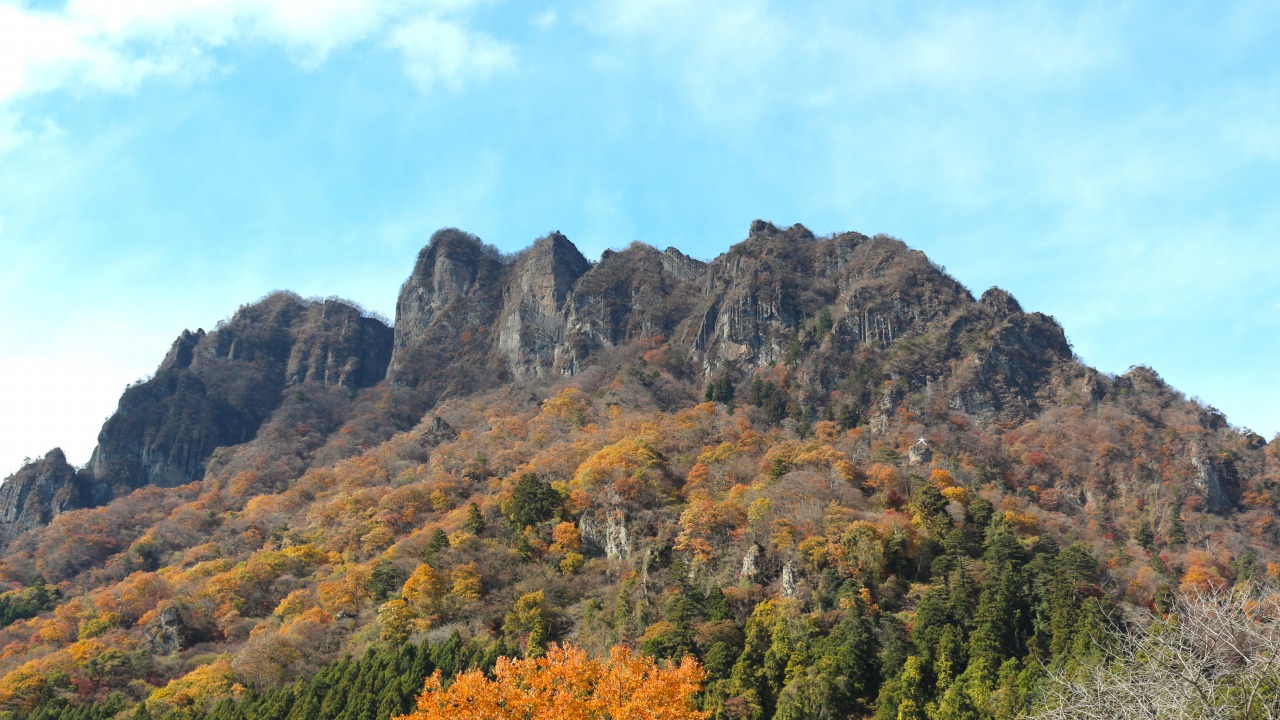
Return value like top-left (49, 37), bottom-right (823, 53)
top-left (88, 293), bottom-right (392, 497)
top-left (387, 229), bottom-right (508, 394)
top-left (386, 221), bottom-right (1074, 425)
top-left (0, 450), bottom-right (89, 549)
top-left (495, 232), bottom-right (591, 379)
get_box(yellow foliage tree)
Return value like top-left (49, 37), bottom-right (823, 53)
top-left (550, 521), bottom-right (582, 553)
top-left (396, 643), bottom-right (708, 720)
top-left (402, 564), bottom-right (447, 612)
top-left (451, 563), bottom-right (483, 601)
top-left (148, 657), bottom-right (242, 716)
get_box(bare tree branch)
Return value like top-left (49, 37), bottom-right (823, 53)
top-left (1029, 584), bottom-right (1280, 720)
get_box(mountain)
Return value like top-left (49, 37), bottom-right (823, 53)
top-left (0, 223), bottom-right (1272, 720)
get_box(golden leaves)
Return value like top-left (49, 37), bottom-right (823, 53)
top-left (396, 643), bottom-right (708, 720)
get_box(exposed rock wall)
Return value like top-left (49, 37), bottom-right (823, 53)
top-left (0, 450), bottom-right (92, 549)
top-left (386, 221), bottom-right (1074, 428)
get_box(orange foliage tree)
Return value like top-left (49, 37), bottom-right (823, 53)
top-left (396, 643), bottom-right (708, 720)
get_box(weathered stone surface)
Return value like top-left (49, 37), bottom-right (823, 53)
top-left (495, 232), bottom-right (590, 379)
top-left (91, 292), bottom-right (393, 495)
top-left (387, 228), bottom-right (507, 393)
top-left (0, 449), bottom-right (92, 550)
top-left (141, 604), bottom-right (196, 655)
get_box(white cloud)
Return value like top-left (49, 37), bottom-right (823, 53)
top-left (389, 15), bottom-right (514, 92)
top-left (532, 9), bottom-right (557, 30)
top-left (864, 5), bottom-right (1116, 91)
top-left (0, 0), bottom-right (513, 117)
top-left (586, 2), bottom-right (1119, 116)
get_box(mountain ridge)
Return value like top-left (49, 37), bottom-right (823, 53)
top-left (0, 221), bottom-right (1259, 549)
top-left (0, 221), bottom-right (1273, 720)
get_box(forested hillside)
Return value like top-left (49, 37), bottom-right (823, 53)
top-left (0, 223), bottom-right (1275, 719)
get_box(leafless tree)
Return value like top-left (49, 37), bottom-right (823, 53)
top-left (1031, 584), bottom-right (1280, 720)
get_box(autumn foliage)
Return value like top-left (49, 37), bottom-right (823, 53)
top-left (396, 643), bottom-right (708, 720)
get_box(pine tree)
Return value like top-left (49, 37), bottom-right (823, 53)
top-left (727, 600), bottom-right (781, 720)
top-left (704, 587), bottom-right (732, 622)
top-left (968, 563), bottom-right (1025, 681)
top-left (1135, 521), bottom-right (1154, 549)
top-left (929, 678), bottom-right (985, 720)
top-left (704, 374), bottom-right (735, 404)
top-left (879, 614), bottom-right (913, 680)
top-left (504, 473), bottom-right (562, 529)
top-left (464, 502), bottom-right (486, 535)
top-left (876, 656), bottom-right (928, 720)
top-left (825, 594), bottom-right (881, 712)
top-left (1167, 510), bottom-right (1187, 546)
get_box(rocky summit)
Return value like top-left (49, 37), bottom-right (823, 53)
top-left (0, 223), bottom-right (1272, 720)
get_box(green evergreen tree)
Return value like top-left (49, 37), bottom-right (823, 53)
top-left (728, 600), bottom-right (781, 720)
top-left (773, 662), bottom-right (841, 720)
top-left (836, 404), bottom-right (860, 430)
top-left (914, 582), bottom-right (955, 671)
top-left (425, 528), bottom-right (450, 560)
top-left (704, 374), bottom-right (735, 404)
top-left (369, 559), bottom-right (402, 602)
top-left (967, 497), bottom-right (994, 537)
top-left (969, 562), bottom-right (1027, 680)
top-left (825, 594), bottom-right (881, 712)
top-left (932, 624), bottom-right (967, 690)
top-left (464, 502), bottom-right (486, 536)
top-left (879, 614), bottom-right (913, 679)
top-left (876, 656), bottom-right (928, 720)
top-left (1167, 508), bottom-right (1187, 546)
top-left (505, 473), bottom-right (562, 529)
top-left (929, 678), bottom-right (986, 720)
top-left (749, 378), bottom-right (790, 424)
top-left (705, 587), bottom-right (732, 622)
top-left (1135, 521), bottom-right (1154, 549)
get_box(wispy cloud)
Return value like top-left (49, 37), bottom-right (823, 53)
top-left (583, 1), bottom-right (1121, 127)
top-left (389, 14), bottom-right (514, 92)
top-left (0, 0), bottom-right (514, 134)
top-left (532, 9), bottom-right (557, 30)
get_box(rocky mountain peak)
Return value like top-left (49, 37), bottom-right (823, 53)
top-left (76, 293), bottom-right (393, 515)
top-left (979, 287), bottom-right (1023, 317)
top-left (160, 329), bottom-right (206, 371)
top-left (494, 232), bottom-right (591, 379)
top-left (520, 231), bottom-right (591, 304)
top-left (657, 247), bottom-right (706, 285)
top-left (388, 229), bottom-right (507, 389)
top-left (0, 448), bottom-right (89, 550)
top-left (411, 228), bottom-right (503, 305)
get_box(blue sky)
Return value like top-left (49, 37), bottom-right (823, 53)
top-left (0, 0), bottom-right (1277, 476)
